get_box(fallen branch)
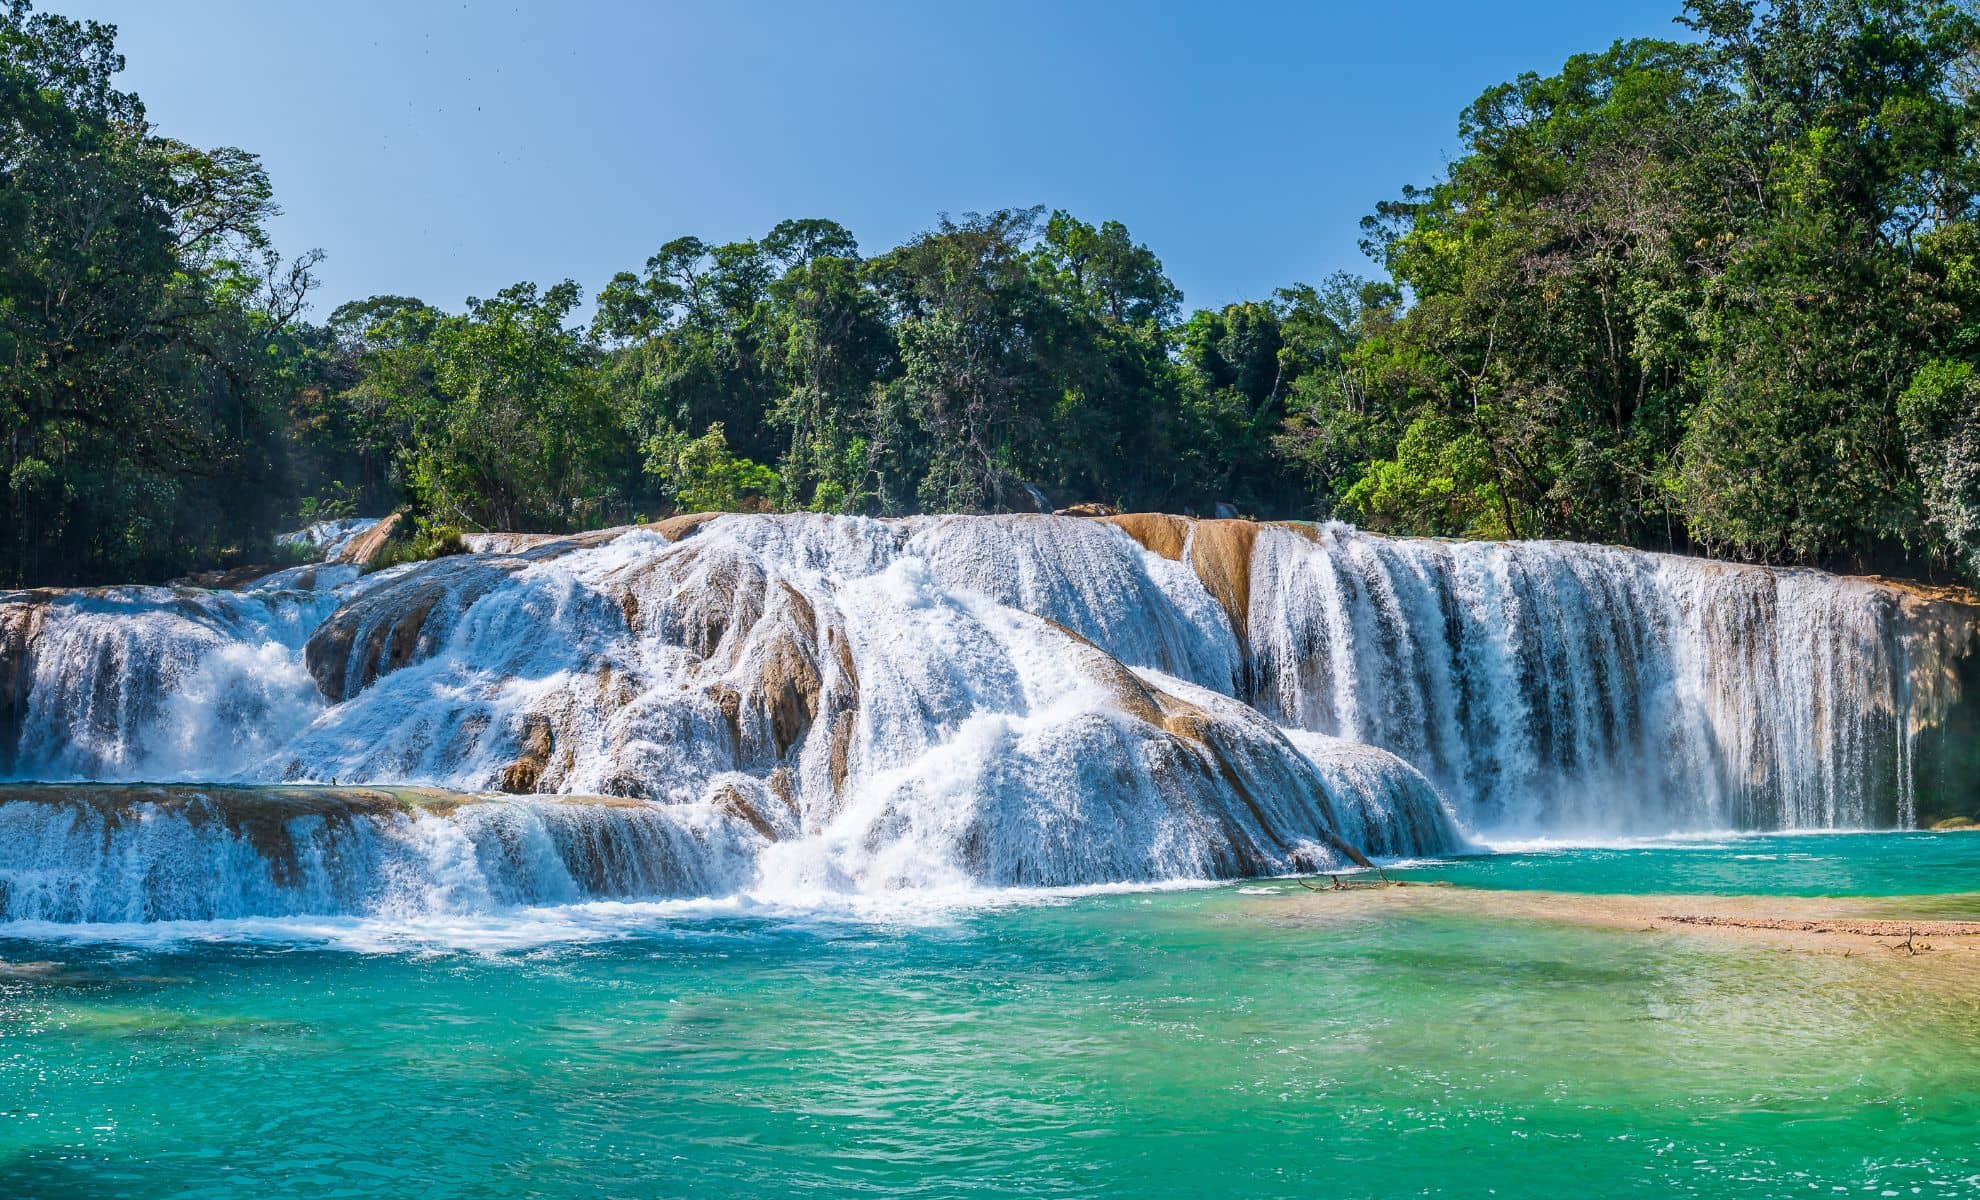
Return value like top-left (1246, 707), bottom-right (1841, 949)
top-left (1660, 914), bottom-right (1978, 938)
top-left (1287, 873), bottom-right (1449, 892)
top-left (1883, 928), bottom-right (1932, 956)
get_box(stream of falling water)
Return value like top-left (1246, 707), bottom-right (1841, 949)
top-left (1244, 528), bottom-right (1951, 831)
top-left (0, 515), bottom-right (1969, 922)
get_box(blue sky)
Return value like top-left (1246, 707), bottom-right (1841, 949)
top-left (64, 0), bottom-right (1688, 318)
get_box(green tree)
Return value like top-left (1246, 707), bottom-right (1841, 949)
top-left (342, 281), bottom-right (626, 532)
top-left (1027, 212), bottom-right (1187, 509)
top-left (1, 0), bottom-right (325, 584)
top-left (642, 421), bottom-right (780, 513)
top-left (1901, 359), bottom-right (1980, 578)
top-left (764, 229), bottom-right (893, 511)
top-left (868, 209), bottom-right (1059, 511)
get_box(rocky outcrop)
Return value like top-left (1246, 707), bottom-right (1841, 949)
top-left (498, 713), bottom-right (556, 793)
top-left (305, 555), bottom-right (523, 702)
top-left (333, 512), bottom-right (404, 569)
top-left (0, 596), bottom-right (45, 775)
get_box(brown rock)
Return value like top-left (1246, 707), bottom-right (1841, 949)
top-left (828, 710), bottom-right (856, 798)
top-left (1098, 514), bottom-right (1260, 641)
top-left (1186, 519), bottom-right (1260, 642)
top-left (756, 584), bottom-right (823, 759)
top-left (1043, 618), bottom-right (1164, 727)
top-left (0, 598), bottom-right (45, 774)
top-left (334, 512), bottom-right (404, 569)
top-left (711, 782), bottom-right (780, 841)
top-left (1101, 512), bottom-right (1191, 561)
top-left (647, 512), bottom-right (725, 542)
top-left (304, 556), bottom-right (519, 702)
top-left (498, 713), bottom-right (555, 794)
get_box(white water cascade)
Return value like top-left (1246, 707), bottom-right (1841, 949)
top-left (1241, 526), bottom-right (1975, 832)
top-left (0, 786), bottom-right (761, 924)
top-left (0, 513), bottom-right (1972, 923)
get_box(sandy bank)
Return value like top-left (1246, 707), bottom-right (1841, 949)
top-left (1245, 882), bottom-right (1980, 983)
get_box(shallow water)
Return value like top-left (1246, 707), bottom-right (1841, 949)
top-left (1391, 829), bottom-right (1980, 912)
top-left (5, 845), bottom-right (1980, 1199)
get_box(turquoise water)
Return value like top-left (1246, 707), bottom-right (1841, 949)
top-left (5, 842), bottom-right (1980, 1199)
top-left (1390, 829), bottom-right (1980, 909)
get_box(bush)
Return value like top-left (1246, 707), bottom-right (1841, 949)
top-left (1901, 360), bottom-right (1980, 578)
top-left (642, 422), bottom-right (781, 513)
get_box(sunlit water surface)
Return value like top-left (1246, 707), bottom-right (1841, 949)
top-left (4, 834), bottom-right (1979, 1199)
top-left (1399, 828), bottom-right (1980, 908)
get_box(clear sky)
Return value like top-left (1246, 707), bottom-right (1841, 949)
top-left (61, 0), bottom-right (1689, 319)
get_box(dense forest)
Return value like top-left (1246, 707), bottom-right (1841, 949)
top-left (6, 0), bottom-right (1980, 587)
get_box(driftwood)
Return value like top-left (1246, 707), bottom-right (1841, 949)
top-left (1660, 914), bottom-right (1978, 939)
top-left (1289, 872), bottom-right (1451, 892)
top-left (1884, 928), bottom-right (1932, 956)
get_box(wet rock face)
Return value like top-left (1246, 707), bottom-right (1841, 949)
top-left (0, 597), bottom-right (46, 775)
top-left (499, 714), bottom-right (555, 793)
top-left (332, 512), bottom-right (404, 569)
top-left (304, 556), bottom-right (523, 702)
top-left (5, 512), bottom-right (1978, 921)
top-left (1101, 512), bottom-right (1192, 561)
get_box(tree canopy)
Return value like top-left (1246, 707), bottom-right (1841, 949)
top-left (9, 0), bottom-right (1980, 588)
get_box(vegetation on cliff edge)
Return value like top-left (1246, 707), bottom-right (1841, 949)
top-left (7, 0), bottom-right (1980, 586)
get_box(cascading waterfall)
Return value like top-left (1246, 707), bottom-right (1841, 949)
top-left (0, 786), bottom-right (760, 923)
top-left (0, 513), bottom-right (1972, 924)
top-left (1, 580), bottom-right (351, 780)
top-left (1238, 525), bottom-right (1974, 833)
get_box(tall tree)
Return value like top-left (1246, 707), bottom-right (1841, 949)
top-left (868, 209), bottom-right (1058, 511)
top-left (342, 282), bottom-right (625, 532)
top-left (1, 0), bottom-right (323, 584)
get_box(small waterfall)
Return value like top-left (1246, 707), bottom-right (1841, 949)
top-left (0, 583), bottom-right (342, 781)
top-left (1239, 525), bottom-right (1975, 833)
top-left (277, 517), bottom-right (382, 560)
top-left (0, 513), bottom-right (1971, 924)
top-left (0, 786), bottom-right (761, 923)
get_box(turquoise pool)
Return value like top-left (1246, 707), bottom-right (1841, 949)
top-left (4, 835), bottom-right (1978, 1199)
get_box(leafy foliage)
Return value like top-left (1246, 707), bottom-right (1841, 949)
top-left (13, 0), bottom-right (1980, 589)
top-left (1, 0), bottom-right (321, 583)
top-left (341, 281), bottom-right (626, 534)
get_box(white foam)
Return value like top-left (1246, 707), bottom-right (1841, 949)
top-left (0, 875), bottom-right (1238, 953)
top-left (0, 512), bottom-right (1957, 932)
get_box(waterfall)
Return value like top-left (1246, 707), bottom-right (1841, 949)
top-left (0, 786), bottom-right (761, 923)
top-left (0, 513), bottom-right (1972, 923)
top-left (0, 581), bottom-right (344, 780)
top-left (277, 516), bottom-right (383, 560)
top-left (1236, 525), bottom-right (1974, 833)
